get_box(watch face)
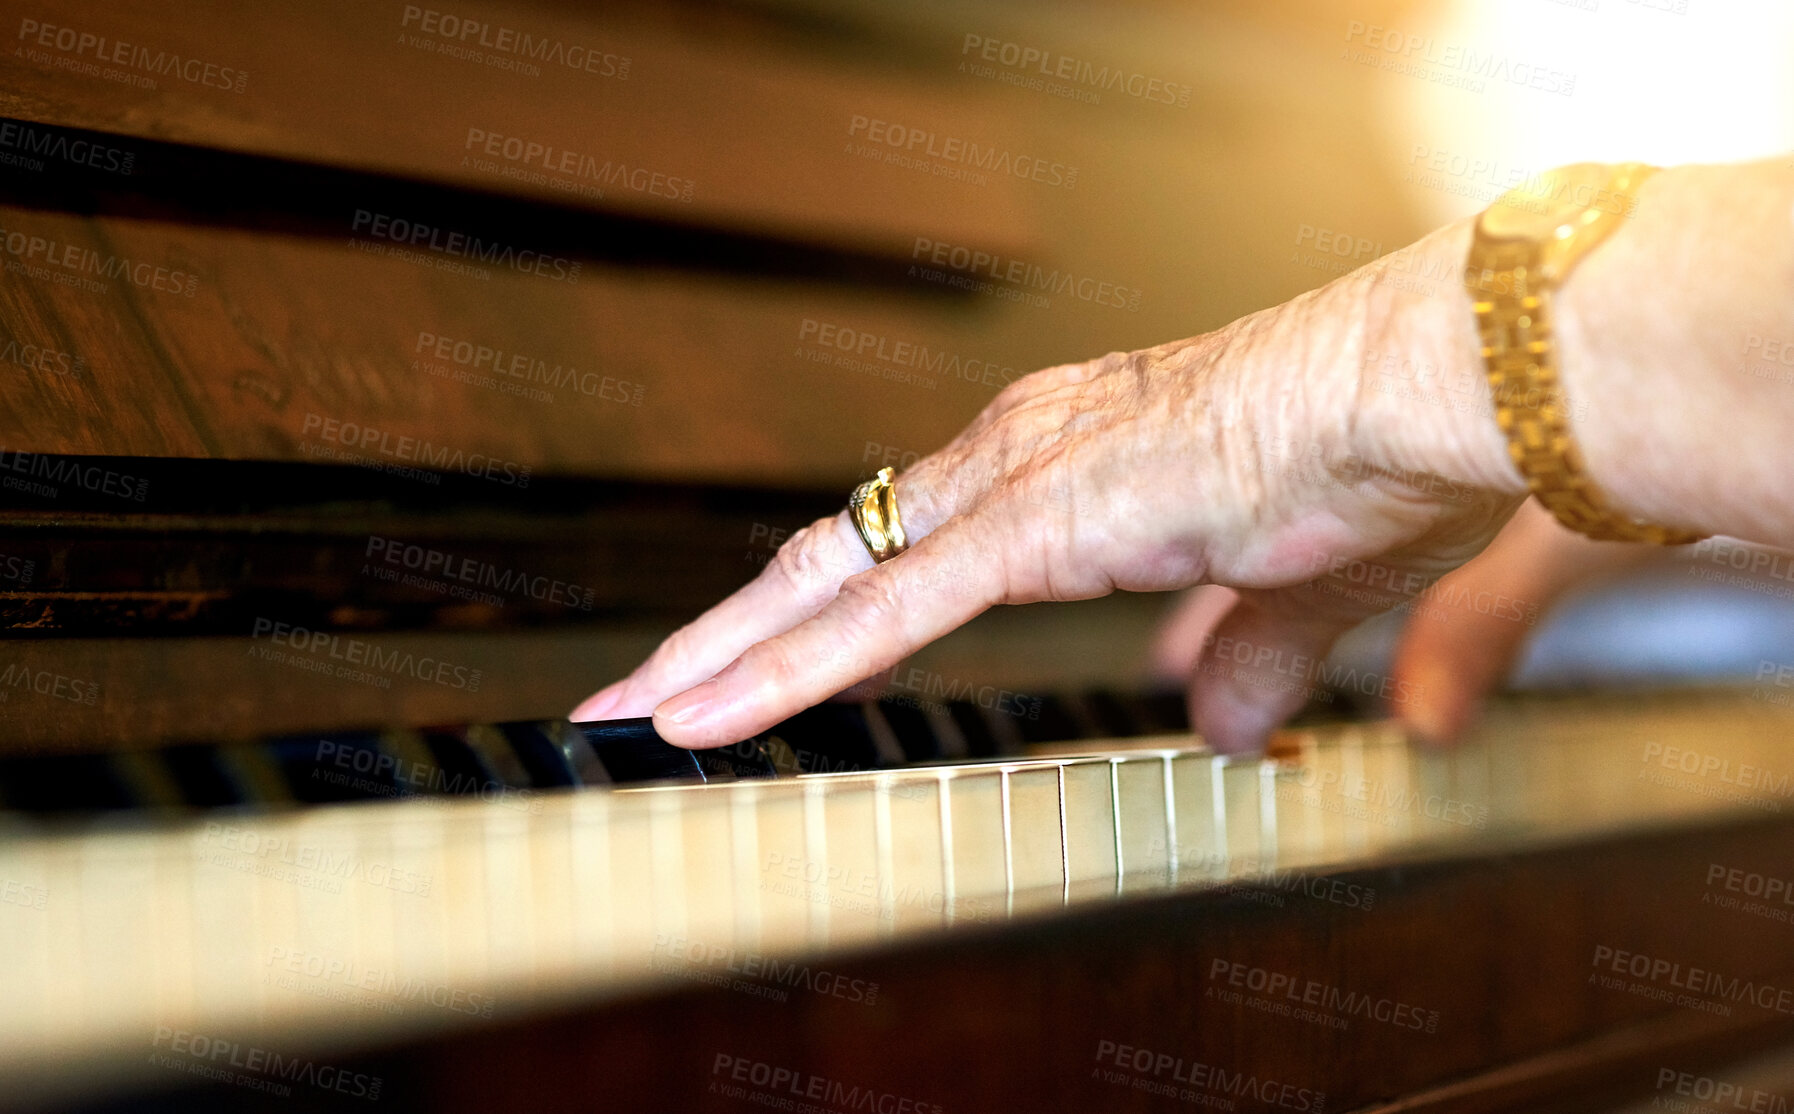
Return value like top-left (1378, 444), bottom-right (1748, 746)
top-left (1479, 162), bottom-right (1618, 240)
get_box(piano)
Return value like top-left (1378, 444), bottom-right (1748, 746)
top-left (2, 1), bottom-right (1792, 1111)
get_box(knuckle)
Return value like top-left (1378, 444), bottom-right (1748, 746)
top-left (835, 570), bottom-right (905, 634)
top-left (771, 519), bottom-right (846, 600)
top-left (645, 621), bottom-right (704, 678)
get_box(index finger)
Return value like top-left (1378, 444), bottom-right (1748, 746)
top-left (570, 469), bottom-right (959, 722)
top-left (569, 510), bottom-right (869, 721)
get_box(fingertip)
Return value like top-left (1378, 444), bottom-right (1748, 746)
top-left (651, 676), bottom-right (732, 748)
top-left (569, 683), bottom-right (626, 723)
top-left (1400, 680), bottom-right (1481, 749)
top-left (1191, 682), bottom-right (1280, 757)
top-left (1391, 646), bottom-right (1483, 748)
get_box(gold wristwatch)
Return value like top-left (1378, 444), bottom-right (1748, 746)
top-left (1464, 162), bottom-right (1705, 545)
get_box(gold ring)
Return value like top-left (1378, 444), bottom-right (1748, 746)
top-left (848, 466), bottom-right (908, 563)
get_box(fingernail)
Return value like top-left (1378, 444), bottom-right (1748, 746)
top-left (569, 682), bottom-right (627, 722)
top-left (655, 678), bottom-right (722, 729)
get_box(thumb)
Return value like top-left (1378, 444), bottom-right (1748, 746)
top-left (1390, 500), bottom-right (1659, 745)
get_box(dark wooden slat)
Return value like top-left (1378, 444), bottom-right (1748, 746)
top-left (0, 456), bottom-right (839, 636)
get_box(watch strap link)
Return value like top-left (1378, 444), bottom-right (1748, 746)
top-left (1466, 171), bottom-right (1705, 546)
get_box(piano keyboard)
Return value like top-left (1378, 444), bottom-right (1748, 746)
top-left (0, 688), bottom-right (1195, 812)
top-left (2, 686), bottom-right (1789, 1104)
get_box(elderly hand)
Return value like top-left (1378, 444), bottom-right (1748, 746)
top-left (573, 221), bottom-right (1528, 752)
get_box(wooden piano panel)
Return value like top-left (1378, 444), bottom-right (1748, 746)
top-left (0, 0), bottom-right (1037, 251)
top-left (0, 1), bottom-right (1447, 485)
top-left (0, 209), bottom-right (216, 455)
top-left (0, 201), bottom-right (1042, 479)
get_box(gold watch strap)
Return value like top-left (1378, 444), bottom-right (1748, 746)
top-left (1465, 163), bottom-right (1705, 545)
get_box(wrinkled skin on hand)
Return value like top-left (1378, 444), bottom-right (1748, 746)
top-left (575, 225), bottom-right (1526, 753)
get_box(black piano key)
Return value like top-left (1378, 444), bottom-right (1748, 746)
top-left (1013, 693), bottom-right (1089, 744)
top-left (0, 753), bottom-right (139, 812)
top-left (947, 700), bottom-right (1003, 758)
top-left (875, 699), bottom-right (942, 763)
top-left (1080, 688), bottom-right (1143, 737)
top-left (764, 703), bottom-right (884, 774)
top-left (577, 719), bottom-right (779, 783)
top-left (265, 733), bottom-right (398, 803)
top-left (497, 721), bottom-right (580, 788)
top-left (1131, 688), bottom-right (1192, 734)
top-left (419, 728), bottom-right (503, 797)
top-left (160, 744), bottom-right (248, 808)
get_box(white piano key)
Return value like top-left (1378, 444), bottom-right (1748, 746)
top-left (876, 772), bottom-right (949, 936)
top-left (1112, 754), bottom-right (1173, 893)
top-left (941, 768), bottom-right (1005, 927)
top-left (1217, 758), bottom-right (1266, 878)
top-left (0, 824), bottom-right (55, 1060)
top-left (1167, 751), bottom-right (1226, 885)
top-left (184, 816), bottom-right (274, 1025)
top-left (1002, 764), bottom-right (1066, 916)
top-left (748, 781), bottom-right (812, 950)
top-left (1060, 759), bottom-right (1119, 903)
top-left (815, 780), bottom-right (883, 947)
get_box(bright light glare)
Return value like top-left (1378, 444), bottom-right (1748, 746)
top-left (1378, 0), bottom-right (1794, 224)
